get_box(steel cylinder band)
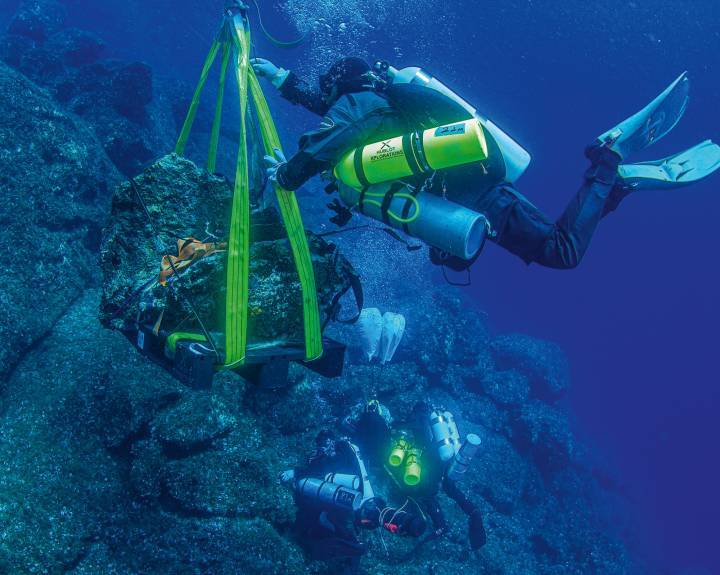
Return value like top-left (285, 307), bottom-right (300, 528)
top-left (353, 147), bottom-right (371, 188)
top-left (429, 414), bottom-right (445, 426)
top-left (410, 131), bottom-right (431, 172)
top-left (401, 133), bottom-right (424, 177)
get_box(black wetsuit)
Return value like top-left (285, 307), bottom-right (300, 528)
top-left (292, 438), bottom-right (367, 569)
top-left (276, 72), bottom-right (623, 270)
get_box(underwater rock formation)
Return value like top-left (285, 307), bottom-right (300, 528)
top-left (0, 60), bottom-right (119, 380)
top-left (0, 0), bottom-right (249, 180)
top-left (0, 5), bottom-right (637, 573)
top-left (0, 286), bottom-right (636, 574)
top-left (100, 154), bottom-right (357, 346)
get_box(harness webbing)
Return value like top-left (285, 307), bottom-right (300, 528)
top-left (174, 6), bottom-right (323, 366)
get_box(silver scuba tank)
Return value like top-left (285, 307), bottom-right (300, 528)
top-left (377, 63), bottom-right (531, 184)
top-left (448, 433), bottom-right (482, 482)
top-left (296, 477), bottom-right (363, 514)
top-left (428, 410), bottom-right (461, 463)
top-left (338, 181), bottom-right (489, 260)
top-left (325, 473), bottom-right (362, 491)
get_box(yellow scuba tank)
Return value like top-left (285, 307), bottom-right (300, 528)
top-left (403, 448), bottom-right (422, 486)
top-left (334, 119), bottom-right (489, 190)
top-left (375, 62), bottom-right (531, 183)
top-left (389, 437), bottom-right (410, 467)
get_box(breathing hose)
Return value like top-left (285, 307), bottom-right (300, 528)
top-left (250, 0), bottom-right (308, 48)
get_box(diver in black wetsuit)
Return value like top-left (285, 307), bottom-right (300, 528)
top-left (252, 56), bottom-right (719, 270)
top-left (343, 400), bottom-right (486, 552)
top-left (280, 430), bottom-right (426, 574)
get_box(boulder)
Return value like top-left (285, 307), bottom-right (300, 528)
top-left (0, 60), bottom-right (119, 381)
top-left (46, 28), bottom-right (105, 67)
top-left (7, 0), bottom-right (66, 43)
top-left (99, 154), bottom-right (357, 350)
top-left (490, 334), bottom-right (571, 400)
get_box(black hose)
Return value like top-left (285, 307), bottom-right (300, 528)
top-left (250, 0), bottom-right (308, 48)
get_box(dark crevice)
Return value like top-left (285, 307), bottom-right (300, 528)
top-left (158, 480), bottom-right (241, 520)
top-left (160, 427), bottom-right (232, 460)
top-left (1, 290), bottom-right (86, 392)
top-left (61, 535), bottom-right (98, 573)
top-left (105, 421), bottom-right (151, 471)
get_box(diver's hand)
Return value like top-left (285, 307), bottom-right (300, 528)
top-left (279, 469), bottom-right (295, 485)
top-left (251, 58), bottom-right (289, 88)
top-left (264, 148), bottom-right (287, 184)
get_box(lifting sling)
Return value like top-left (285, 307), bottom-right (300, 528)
top-left (174, 2), bottom-right (322, 367)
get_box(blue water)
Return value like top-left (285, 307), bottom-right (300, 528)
top-left (4, 1), bottom-right (718, 572)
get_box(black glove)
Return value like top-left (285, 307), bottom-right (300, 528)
top-left (328, 199), bottom-right (353, 227)
top-left (469, 509), bottom-right (487, 550)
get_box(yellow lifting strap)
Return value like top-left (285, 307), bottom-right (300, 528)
top-left (173, 6), bottom-right (323, 366)
top-left (247, 71), bottom-right (323, 361)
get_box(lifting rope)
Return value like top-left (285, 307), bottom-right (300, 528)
top-left (174, 2), bottom-right (323, 366)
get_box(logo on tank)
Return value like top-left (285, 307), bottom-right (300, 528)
top-left (370, 140), bottom-right (403, 162)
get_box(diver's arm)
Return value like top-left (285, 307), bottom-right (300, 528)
top-left (251, 58), bottom-right (327, 115)
top-left (276, 151), bottom-right (330, 191)
top-left (279, 72), bottom-right (328, 116)
top-left (276, 102), bottom-right (364, 190)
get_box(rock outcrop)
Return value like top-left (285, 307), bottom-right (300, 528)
top-left (100, 154), bottom-right (357, 346)
top-left (0, 288), bottom-right (636, 575)
top-left (0, 60), bottom-right (119, 380)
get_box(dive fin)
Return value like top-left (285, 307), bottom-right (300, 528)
top-left (596, 72), bottom-right (690, 160)
top-left (618, 140), bottom-right (720, 190)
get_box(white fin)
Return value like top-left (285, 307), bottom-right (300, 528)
top-left (379, 312), bottom-right (406, 365)
top-left (358, 308), bottom-right (383, 362)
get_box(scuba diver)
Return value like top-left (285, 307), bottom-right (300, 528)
top-left (280, 430), bottom-right (426, 574)
top-left (343, 400), bottom-right (486, 553)
top-left (252, 56), bottom-right (720, 271)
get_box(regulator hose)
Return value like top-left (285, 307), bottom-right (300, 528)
top-left (250, 0), bottom-right (308, 48)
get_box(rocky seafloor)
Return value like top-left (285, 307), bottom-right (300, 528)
top-left (0, 2), bottom-right (638, 574)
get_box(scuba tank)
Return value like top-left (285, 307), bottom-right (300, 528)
top-left (448, 433), bottom-right (482, 482)
top-left (389, 437), bottom-right (410, 468)
top-left (375, 62), bottom-right (531, 183)
top-left (334, 119), bottom-right (489, 189)
top-left (403, 448), bottom-right (422, 486)
top-left (325, 473), bottom-right (362, 491)
top-left (387, 436), bottom-right (424, 486)
top-left (296, 477), bottom-right (362, 515)
top-left (296, 442), bottom-right (380, 517)
top-left (428, 409), bottom-right (461, 463)
top-left (338, 180), bottom-right (489, 260)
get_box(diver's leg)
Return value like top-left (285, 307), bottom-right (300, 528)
top-left (442, 476), bottom-right (476, 516)
top-left (477, 146), bottom-right (621, 269)
top-left (442, 477), bottom-right (487, 549)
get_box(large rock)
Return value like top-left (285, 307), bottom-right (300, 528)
top-left (0, 60), bottom-right (119, 381)
top-left (100, 154), bottom-right (356, 348)
top-left (490, 334), bottom-right (571, 400)
top-left (0, 289), bottom-right (308, 574)
top-left (7, 0), bottom-right (66, 43)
